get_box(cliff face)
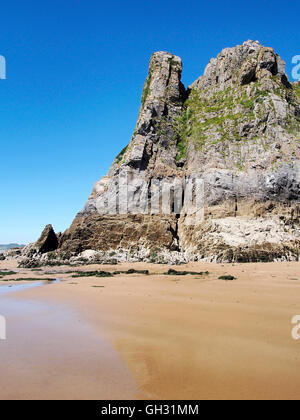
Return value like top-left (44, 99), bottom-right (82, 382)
top-left (59, 51), bottom-right (187, 257)
top-left (51, 41), bottom-right (300, 263)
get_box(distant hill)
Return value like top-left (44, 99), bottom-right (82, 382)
top-left (0, 244), bottom-right (25, 250)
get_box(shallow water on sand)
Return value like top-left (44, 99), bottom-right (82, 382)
top-left (0, 281), bottom-right (138, 400)
top-left (0, 279), bottom-right (60, 295)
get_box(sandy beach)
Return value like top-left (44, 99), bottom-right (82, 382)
top-left (0, 259), bottom-right (300, 400)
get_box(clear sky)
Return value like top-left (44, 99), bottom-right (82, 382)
top-left (1, 0), bottom-right (299, 244)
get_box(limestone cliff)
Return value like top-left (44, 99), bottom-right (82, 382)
top-left (27, 41), bottom-right (300, 265)
top-left (59, 51), bottom-right (186, 258)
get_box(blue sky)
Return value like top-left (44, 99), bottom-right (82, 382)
top-left (1, 0), bottom-right (299, 243)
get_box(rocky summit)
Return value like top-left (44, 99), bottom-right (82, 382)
top-left (22, 41), bottom-right (300, 266)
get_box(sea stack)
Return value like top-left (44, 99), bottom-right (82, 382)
top-left (26, 41), bottom-right (300, 265)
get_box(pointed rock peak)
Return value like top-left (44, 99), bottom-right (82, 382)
top-left (107, 50), bottom-right (186, 172)
top-left (150, 51), bottom-right (182, 67)
top-left (35, 224), bottom-right (58, 254)
top-left (141, 51), bottom-right (184, 107)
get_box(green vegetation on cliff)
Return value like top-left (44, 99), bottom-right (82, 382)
top-left (141, 61), bottom-right (156, 106)
top-left (294, 81), bottom-right (300, 101)
top-left (115, 144), bottom-right (128, 164)
top-left (174, 74), bottom-right (299, 170)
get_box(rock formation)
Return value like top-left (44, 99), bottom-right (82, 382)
top-left (35, 225), bottom-right (58, 253)
top-left (25, 41), bottom-right (300, 265)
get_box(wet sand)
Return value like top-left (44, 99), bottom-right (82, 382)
top-left (0, 275), bottom-right (137, 400)
top-left (0, 259), bottom-right (300, 400)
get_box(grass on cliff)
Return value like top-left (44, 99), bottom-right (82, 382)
top-left (176, 138), bottom-right (188, 161)
top-left (176, 88), bottom-right (247, 152)
top-left (141, 61), bottom-right (156, 107)
top-left (115, 144), bottom-right (128, 164)
top-left (141, 76), bottom-right (151, 107)
top-left (173, 79), bottom-right (288, 171)
top-left (174, 107), bottom-right (193, 160)
top-left (294, 82), bottom-right (300, 101)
